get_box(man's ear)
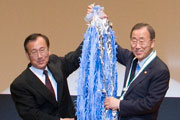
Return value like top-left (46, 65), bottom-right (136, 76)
top-left (25, 52), bottom-right (30, 60)
top-left (151, 39), bottom-right (155, 48)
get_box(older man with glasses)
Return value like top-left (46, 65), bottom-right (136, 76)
top-left (104, 23), bottom-right (170, 120)
top-left (10, 33), bottom-right (82, 120)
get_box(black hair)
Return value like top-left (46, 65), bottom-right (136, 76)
top-left (24, 33), bottom-right (50, 52)
top-left (130, 23), bottom-right (155, 40)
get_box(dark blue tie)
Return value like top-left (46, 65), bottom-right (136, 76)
top-left (135, 63), bottom-right (140, 75)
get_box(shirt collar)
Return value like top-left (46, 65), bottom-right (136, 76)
top-left (29, 66), bottom-right (48, 76)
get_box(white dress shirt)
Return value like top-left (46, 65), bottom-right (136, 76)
top-left (29, 66), bottom-right (58, 101)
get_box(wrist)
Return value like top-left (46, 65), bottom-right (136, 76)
top-left (116, 99), bottom-right (121, 110)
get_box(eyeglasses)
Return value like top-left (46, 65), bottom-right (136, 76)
top-left (29, 47), bottom-right (48, 56)
top-left (131, 38), bottom-right (151, 46)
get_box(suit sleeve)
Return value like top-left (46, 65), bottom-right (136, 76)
top-left (10, 82), bottom-right (59, 120)
top-left (119, 67), bottom-right (170, 116)
top-left (116, 43), bottom-right (133, 66)
top-left (61, 42), bottom-right (82, 77)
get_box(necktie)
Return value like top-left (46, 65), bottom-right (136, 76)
top-left (128, 59), bottom-right (138, 86)
top-left (43, 70), bottom-right (55, 97)
top-left (135, 63), bottom-right (140, 75)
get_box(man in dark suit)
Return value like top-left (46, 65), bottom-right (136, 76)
top-left (10, 33), bottom-right (82, 120)
top-left (104, 23), bottom-right (170, 120)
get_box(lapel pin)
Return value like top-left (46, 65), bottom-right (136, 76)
top-left (144, 71), bottom-right (147, 74)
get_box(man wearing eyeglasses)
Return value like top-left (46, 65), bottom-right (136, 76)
top-left (104, 23), bottom-right (170, 120)
top-left (10, 33), bottom-right (82, 120)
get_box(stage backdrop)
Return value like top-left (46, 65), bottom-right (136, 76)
top-left (0, 0), bottom-right (180, 95)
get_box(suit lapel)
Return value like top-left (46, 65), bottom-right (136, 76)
top-left (124, 64), bottom-right (131, 83)
top-left (122, 62), bottom-right (132, 90)
top-left (26, 68), bottom-right (58, 106)
top-left (124, 62), bottom-right (153, 98)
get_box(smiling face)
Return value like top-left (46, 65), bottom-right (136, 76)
top-left (130, 27), bottom-right (155, 61)
top-left (26, 36), bottom-right (50, 70)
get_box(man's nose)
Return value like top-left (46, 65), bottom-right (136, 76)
top-left (136, 41), bottom-right (141, 48)
top-left (37, 51), bottom-right (42, 58)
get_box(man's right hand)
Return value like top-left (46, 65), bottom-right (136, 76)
top-left (104, 97), bottom-right (120, 110)
top-left (86, 4), bottom-right (108, 20)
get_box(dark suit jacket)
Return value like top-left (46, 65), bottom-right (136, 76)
top-left (10, 44), bottom-right (82, 120)
top-left (116, 45), bottom-right (170, 120)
